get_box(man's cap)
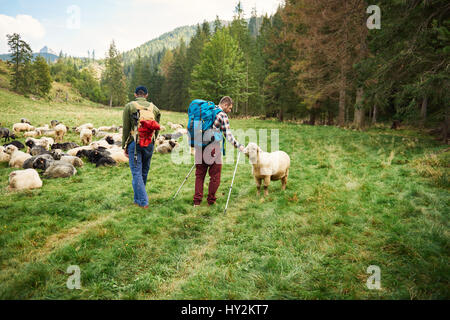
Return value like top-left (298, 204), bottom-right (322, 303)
top-left (135, 86), bottom-right (148, 95)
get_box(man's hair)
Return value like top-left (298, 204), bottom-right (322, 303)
top-left (136, 90), bottom-right (146, 96)
top-left (219, 96), bottom-right (233, 107)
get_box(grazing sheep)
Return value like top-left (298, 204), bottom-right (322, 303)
top-left (51, 142), bottom-right (79, 151)
top-left (97, 125), bottom-right (119, 132)
top-left (67, 146), bottom-right (93, 156)
top-left (0, 146), bottom-right (11, 163)
top-left (0, 127), bottom-right (16, 142)
top-left (80, 128), bottom-right (93, 145)
top-left (8, 169), bottom-right (42, 191)
top-left (50, 120), bottom-right (60, 128)
top-left (167, 122), bottom-right (183, 130)
top-left (30, 145), bottom-right (51, 156)
top-left (20, 118), bottom-right (31, 125)
top-left (43, 161), bottom-right (77, 178)
top-left (75, 123), bottom-right (94, 133)
top-left (3, 141), bottom-right (25, 150)
top-left (24, 131), bottom-right (40, 138)
top-left (26, 137), bottom-right (53, 151)
top-left (156, 140), bottom-right (178, 154)
top-left (12, 123), bottom-right (35, 133)
top-left (76, 149), bottom-right (116, 167)
top-left (5, 145), bottom-right (32, 168)
top-left (23, 154), bottom-right (54, 169)
top-left (54, 124), bottom-right (68, 143)
top-left (243, 142), bottom-right (291, 196)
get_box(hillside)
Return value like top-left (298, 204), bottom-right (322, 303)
top-left (0, 86), bottom-right (449, 299)
top-left (122, 25), bottom-right (198, 65)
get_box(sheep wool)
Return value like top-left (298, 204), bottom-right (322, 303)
top-left (9, 169), bottom-right (43, 191)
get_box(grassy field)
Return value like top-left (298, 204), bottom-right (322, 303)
top-left (0, 88), bottom-right (448, 299)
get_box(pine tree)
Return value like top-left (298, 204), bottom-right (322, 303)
top-left (103, 40), bottom-right (127, 107)
top-left (190, 28), bottom-right (246, 105)
top-left (31, 56), bottom-right (52, 97)
top-left (7, 33), bottom-right (33, 93)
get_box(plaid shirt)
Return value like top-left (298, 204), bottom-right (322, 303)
top-left (213, 111), bottom-right (241, 149)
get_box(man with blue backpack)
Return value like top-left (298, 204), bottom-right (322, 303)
top-left (187, 96), bottom-right (244, 207)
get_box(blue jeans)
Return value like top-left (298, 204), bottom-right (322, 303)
top-left (128, 141), bottom-right (154, 207)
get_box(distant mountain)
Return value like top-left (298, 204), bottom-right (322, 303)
top-left (0, 46), bottom-right (59, 63)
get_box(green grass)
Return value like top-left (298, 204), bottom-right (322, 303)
top-left (0, 88), bottom-right (448, 299)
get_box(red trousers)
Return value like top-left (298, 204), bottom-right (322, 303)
top-left (194, 146), bottom-right (222, 205)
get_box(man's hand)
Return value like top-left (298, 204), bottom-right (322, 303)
top-left (124, 148), bottom-right (129, 158)
top-left (239, 145), bottom-right (245, 153)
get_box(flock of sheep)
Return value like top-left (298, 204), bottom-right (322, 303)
top-left (0, 119), bottom-right (187, 191)
top-left (1, 118), bottom-right (291, 196)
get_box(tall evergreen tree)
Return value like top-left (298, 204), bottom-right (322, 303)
top-left (7, 33), bottom-right (33, 93)
top-left (103, 40), bottom-right (127, 106)
top-left (31, 56), bottom-right (52, 97)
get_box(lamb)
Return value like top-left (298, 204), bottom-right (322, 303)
top-left (51, 142), bottom-right (79, 151)
top-left (243, 142), bottom-right (291, 196)
top-left (0, 127), bottom-right (16, 142)
top-left (80, 128), bottom-right (93, 145)
top-left (0, 146), bottom-right (11, 163)
top-left (156, 140), bottom-right (178, 154)
top-left (8, 169), bottom-right (42, 191)
top-left (12, 123), bottom-right (35, 133)
top-left (5, 145), bottom-right (32, 168)
top-left (54, 124), bottom-right (68, 143)
top-left (3, 141), bottom-right (25, 150)
top-left (43, 161), bottom-right (77, 178)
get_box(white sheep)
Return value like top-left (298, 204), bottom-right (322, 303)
top-left (75, 123), bottom-right (94, 133)
top-left (243, 142), bottom-right (291, 196)
top-left (43, 161), bottom-right (77, 178)
top-left (67, 146), bottom-right (93, 156)
top-left (0, 146), bottom-right (11, 163)
top-left (5, 145), bottom-right (32, 168)
top-left (12, 123), bottom-right (35, 133)
top-left (108, 147), bottom-right (129, 163)
top-left (54, 124), bottom-right (67, 143)
top-left (8, 169), bottom-right (42, 191)
top-left (167, 122), bottom-right (183, 130)
top-left (80, 128), bottom-right (93, 145)
top-left (58, 155), bottom-right (84, 167)
top-left (97, 125), bottom-right (119, 132)
top-left (24, 131), bottom-right (40, 138)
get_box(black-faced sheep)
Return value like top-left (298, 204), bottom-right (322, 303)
top-left (243, 142), bottom-right (291, 196)
top-left (50, 120), bottom-right (60, 128)
top-left (20, 118), bottom-right (31, 125)
top-left (3, 141), bottom-right (25, 150)
top-left (0, 127), bottom-right (16, 142)
top-left (76, 149), bottom-right (116, 167)
top-left (9, 169), bottom-right (42, 191)
top-left (5, 145), bottom-right (32, 168)
top-left (25, 137), bottom-right (53, 151)
top-left (43, 161), bottom-right (77, 178)
top-left (23, 154), bottom-right (54, 169)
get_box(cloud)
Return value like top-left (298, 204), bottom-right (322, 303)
top-left (0, 14), bottom-right (46, 52)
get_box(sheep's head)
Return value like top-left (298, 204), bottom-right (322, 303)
top-left (5, 145), bottom-right (18, 154)
top-left (243, 143), bottom-right (261, 164)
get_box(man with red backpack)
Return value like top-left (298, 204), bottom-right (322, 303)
top-left (188, 96), bottom-right (244, 207)
top-left (122, 86), bottom-right (161, 209)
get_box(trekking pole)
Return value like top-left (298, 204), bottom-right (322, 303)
top-left (224, 151), bottom-right (241, 214)
top-left (172, 164), bottom-right (196, 201)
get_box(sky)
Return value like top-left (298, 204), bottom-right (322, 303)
top-left (0, 0), bottom-right (283, 57)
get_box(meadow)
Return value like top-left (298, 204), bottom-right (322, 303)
top-left (0, 88), bottom-right (448, 299)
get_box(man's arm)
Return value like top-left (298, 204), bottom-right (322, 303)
top-left (154, 107), bottom-right (161, 140)
top-left (122, 104), bottom-right (131, 149)
top-left (216, 112), bottom-right (242, 149)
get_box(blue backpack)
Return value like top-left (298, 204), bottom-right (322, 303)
top-left (187, 99), bottom-right (225, 154)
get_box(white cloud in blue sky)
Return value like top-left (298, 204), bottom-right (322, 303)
top-left (0, 0), bottom-right (283, 57)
